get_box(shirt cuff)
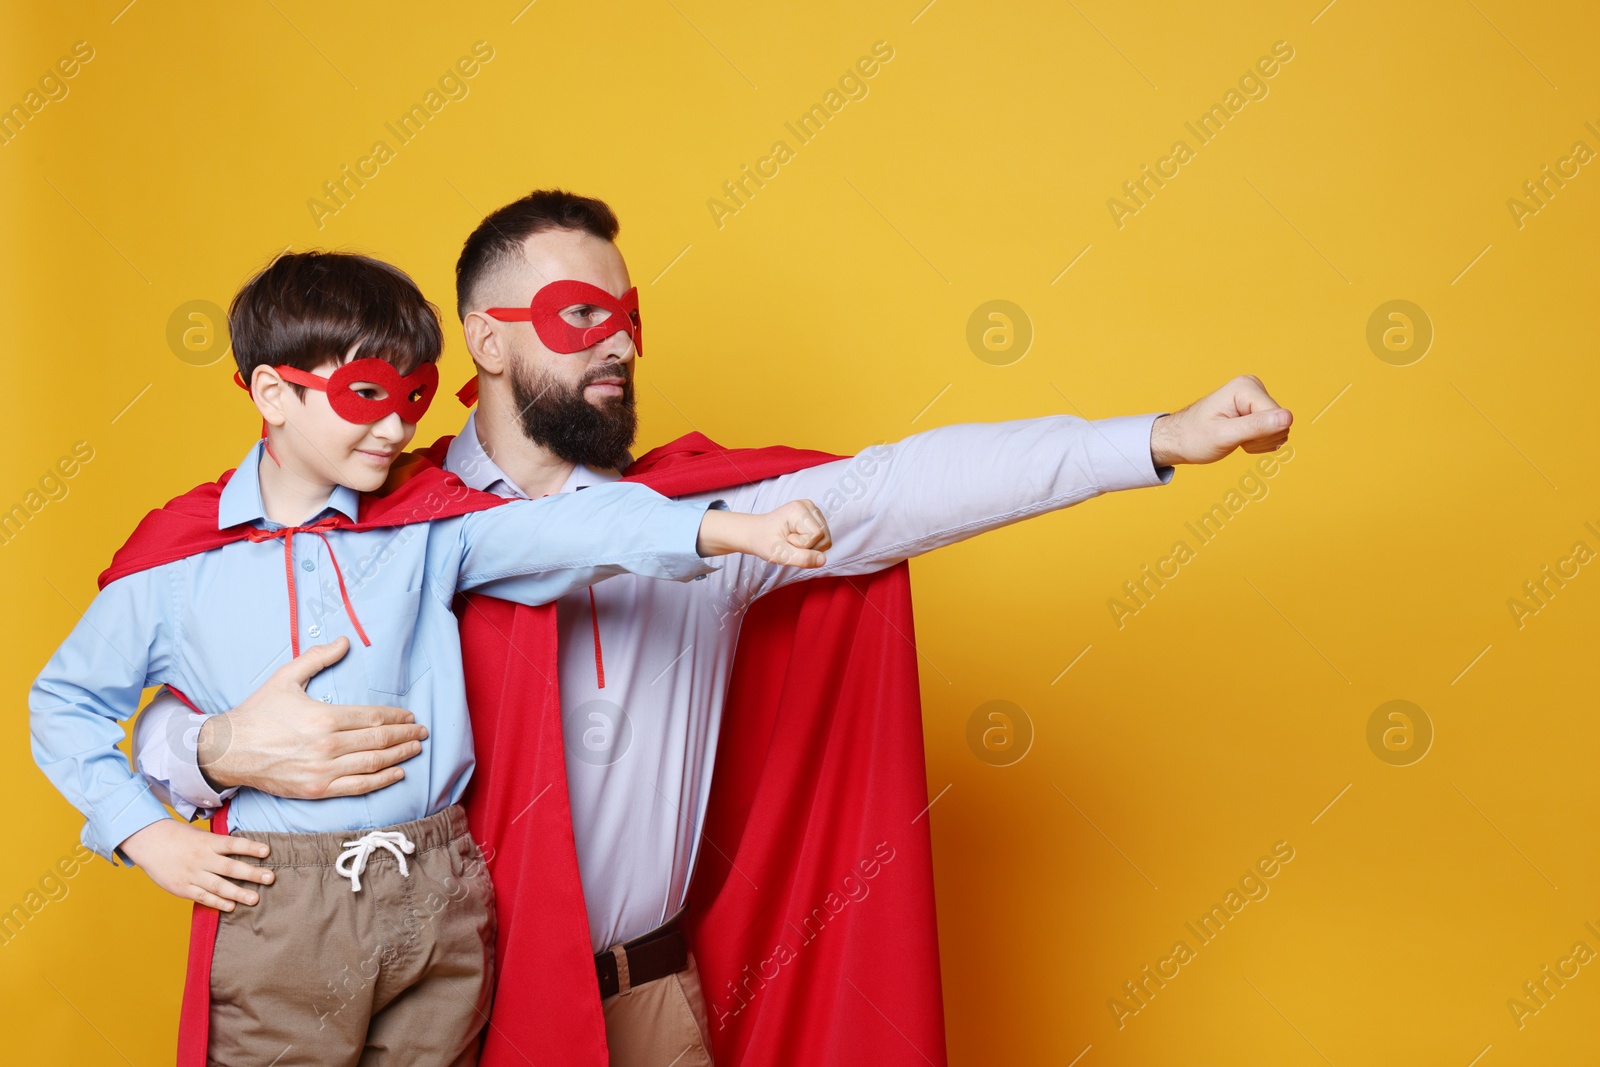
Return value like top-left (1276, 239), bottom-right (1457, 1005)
top-left (133, 696), bottom-right (239, 820)
top-left (1084, 413), bottom-right (1175, 492)
top-left (691, 499), bottom-right (729, 579)
top-left (165, 711), bottom-right (240, 819)
top-left (82, 778), bottom-right (173, 866)
top-left (664, 499), bottom-right (725, 579)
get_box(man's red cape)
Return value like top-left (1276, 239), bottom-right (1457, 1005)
top-left (119, 435), bottom-right (945, 1066)
top-left (452, 432), bottom-right (946, 1067)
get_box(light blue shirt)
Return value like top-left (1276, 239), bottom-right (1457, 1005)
top-left (30, 440), bottom-right (716, 860)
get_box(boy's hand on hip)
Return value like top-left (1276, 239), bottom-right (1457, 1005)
top-left (119, 818), bottom-right (273, 912)
top-left (1150, 375), bottom-right (1293, 466)
top-left (697, 500), bottom-right (831, 568)
top-left (197, 636), bottom-right (428, 800)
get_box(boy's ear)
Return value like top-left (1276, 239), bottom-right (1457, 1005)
top-left (249, 365), bottom-right (293, 428)
top-left (461, 311), bottom-right (506, 376)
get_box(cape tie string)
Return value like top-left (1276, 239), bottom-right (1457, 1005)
top-left (244, 518), bottom-right (371, 657)
top-left (588, 587), bottom-right (606, 689)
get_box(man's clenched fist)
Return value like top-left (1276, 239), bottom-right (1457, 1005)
top-left (1150, 375), bottom-right (1293, 466)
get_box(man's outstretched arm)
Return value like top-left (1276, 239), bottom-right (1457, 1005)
top-left (133, 636), bottom-right (429, 808)
top-left (718, 375), bottom-right (1292, 599)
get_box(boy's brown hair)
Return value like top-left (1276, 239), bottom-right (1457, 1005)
top-left (230, 251), bottom-right (443, 395)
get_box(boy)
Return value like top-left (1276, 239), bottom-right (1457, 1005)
top-left (29, 251), bottom-right (830, 1064)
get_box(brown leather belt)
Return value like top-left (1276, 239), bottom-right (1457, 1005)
top-left (595, 915), bottom-right (689, 998)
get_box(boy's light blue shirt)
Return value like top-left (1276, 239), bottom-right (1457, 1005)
top-left (30, 440), bottom-right (718, 861)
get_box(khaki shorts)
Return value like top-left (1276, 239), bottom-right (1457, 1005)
top-left (208, 804), bottom-right (495, 1067)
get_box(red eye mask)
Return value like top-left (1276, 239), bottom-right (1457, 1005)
top-left (486, 280), bottom-right (643, 356)
top-left (234, 359), bottom-right (440, 424)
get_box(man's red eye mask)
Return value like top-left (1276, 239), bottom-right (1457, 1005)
top-left (486, 280), bottom-right (643, 356)
top-left (234, 359), bottom-right (439, 424)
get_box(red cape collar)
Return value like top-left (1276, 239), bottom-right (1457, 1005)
top-left (414, 428), bottom-right (846, 499)
top-left (98, 451), bottom-right (506, 590)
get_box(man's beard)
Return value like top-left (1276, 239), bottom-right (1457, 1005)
top-left (508, 360), bottom-right (638, 471)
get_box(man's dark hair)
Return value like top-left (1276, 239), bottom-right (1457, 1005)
top-left (455, 189), bottom-right (619, 319)
top-left (230, 251), bottom-right (443, 395)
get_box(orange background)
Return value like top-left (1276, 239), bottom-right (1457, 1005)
top-left (3, 1), bottom-right (1598, 1063)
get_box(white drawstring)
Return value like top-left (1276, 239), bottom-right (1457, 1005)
top-left (334, 829), bottom-right (416, 893)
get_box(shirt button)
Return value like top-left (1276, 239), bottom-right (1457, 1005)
top-left (321, 694), bottom-right (333, 704)
top-left (307, 624), bottom-right (322, 637)
top-left (301, 559), bottom-right (315, 572)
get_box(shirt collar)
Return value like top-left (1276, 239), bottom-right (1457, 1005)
top-left (217, 439), bottom-right (362, 530)
top-left (444, 411), bottom-right (624, 499)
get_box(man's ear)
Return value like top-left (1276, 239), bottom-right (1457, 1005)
top-left (250, 365), bottom-right (293, 428)
top-left (462, 311), bottom-right (506, 376)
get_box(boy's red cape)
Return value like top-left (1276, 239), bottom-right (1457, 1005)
top-left (115, 434), bottom-right (946, 1067)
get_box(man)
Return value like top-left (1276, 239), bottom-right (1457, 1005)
top-left (136, 189), bottom-right (1292, 1066)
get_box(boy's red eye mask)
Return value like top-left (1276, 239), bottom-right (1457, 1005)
top-left (485, 280), bottom-right (643, 356)
top-left (234, 359), bottom-right (439, 424)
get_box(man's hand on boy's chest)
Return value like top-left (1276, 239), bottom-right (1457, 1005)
top-left (195, 636), bottom-right (427, 798)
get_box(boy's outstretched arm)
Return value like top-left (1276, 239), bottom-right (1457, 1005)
top-left (452, 480), bottom-right (829, 605)
top-left (130, 494), bottom-right (835, 811)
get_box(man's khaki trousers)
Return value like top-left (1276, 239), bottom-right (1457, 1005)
top-left (601, 950), bottom-right (715, 1066)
